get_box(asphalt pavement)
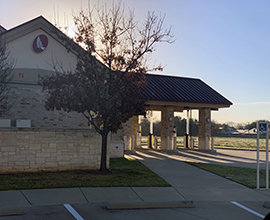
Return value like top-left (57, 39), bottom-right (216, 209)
top-left (1, 148), bottom-right (270, 219)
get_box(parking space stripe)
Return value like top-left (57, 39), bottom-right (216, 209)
top-left (64, 204), bottom-right (84, 220)
top-left (231, 201), bottom-right (265, 219)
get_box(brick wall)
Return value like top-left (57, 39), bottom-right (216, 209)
top-left (4, 84), bottom-right (88, 128)
top-left (0, 129), bottom-right (105, 173)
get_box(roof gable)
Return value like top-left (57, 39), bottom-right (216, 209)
top-left (1, 16), bottom-right (78, 53)
top-left (0, 25), bottom-right (7, 34)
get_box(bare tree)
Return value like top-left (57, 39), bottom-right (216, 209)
top-left (40, 1), bottom-right (174, 171)
top-left (73, 3), bottom-right (174, 72)
top-left (0, 36), bottom-right (14, 116)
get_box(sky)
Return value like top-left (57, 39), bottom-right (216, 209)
top-left (1, 0), bottom-right (270, 125)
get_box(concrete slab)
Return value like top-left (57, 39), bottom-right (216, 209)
top-left (175, 187), bottom-right (270, 202)
top-left (0, 208), bottom-right (25, 217)
top-left (73, 203), bottom-right (203, 220)
top-left (9, 205), bottom-right (76, 220)
top-left (257, 189), bottom-right (270, 198)
top-left (264, 201), bottom-right (270, 208)
top-left (183, 201), bottom-right (268, 220)
top-left (132, 152), bottom-right (242, 188)
top-left (131, 187), bottom-right (186, 201)
top-left (81, 187), bottom-right (142, 202)
top-left (178, 149), bottom-right (265, 169)
top-left (130, 150), bottom-right (270, 204)
top-left (107, 200), bottom-right (195, 209)
top-left (0, 191), bottom-right (31, 208)
top-left (154, 170), bottom-right (240, 188)
top-left (21, 188), bottom-right (87, 206)
top-left (240, 201), bottom-right (270, 217)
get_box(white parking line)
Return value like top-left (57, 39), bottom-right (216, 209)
top-left (64, 204), bottom-right (85, 220)
top-left (231, 201), bottom-right (265, 219)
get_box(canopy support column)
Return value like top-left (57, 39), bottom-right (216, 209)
top-left (161, 106), bottom-right (174, 150)
top-left (198, 108), bottom-right (211, 150)
top-left (131, 115), bottom-right (140, 148)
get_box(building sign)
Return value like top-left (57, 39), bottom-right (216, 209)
top-left (32, 34), bottom-right (48, 53)
top-left (258, 122), bottom-right (268, 133)
top-left (256, 121), bottom-right (269, 189)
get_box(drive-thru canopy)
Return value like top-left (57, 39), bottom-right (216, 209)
top-left (126, 74), bottom-right (232, 150)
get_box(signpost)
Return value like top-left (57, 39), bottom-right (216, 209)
top-left (257, 121), bottom-right (269, 189)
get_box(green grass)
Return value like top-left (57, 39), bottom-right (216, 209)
top-left (213, 137), bottom-right (265, 150)
top-left (0, 158), bottom-right (170, 191)
top-left (187, 162), bottom-right (268, 188)
top-left (141, 136), bottom-right (265, 150)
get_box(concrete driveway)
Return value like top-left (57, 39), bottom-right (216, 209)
top-left (178, 148), bottom-right (268, 169)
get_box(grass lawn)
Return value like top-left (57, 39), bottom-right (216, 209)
top-left (0, 157), bottom-right (170, 191)
top-left (187, 162), bottom-right (268, 188)
top-left (141, 136), bottom-right (265, 150)
top-left (213, 137), bottom-right (265, 150)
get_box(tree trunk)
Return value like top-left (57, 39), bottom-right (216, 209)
top-left (100, 131), bottom-right (109, 171)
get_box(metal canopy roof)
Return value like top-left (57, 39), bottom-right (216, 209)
top-left (141, 74), bottom-right (232, 110)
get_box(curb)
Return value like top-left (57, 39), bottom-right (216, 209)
top-left (107, 200), bottom-right (195, 210)
top-left (263, 201), bottom-right (270, 208)
top-left (0, 208), bottom-right (25, 217)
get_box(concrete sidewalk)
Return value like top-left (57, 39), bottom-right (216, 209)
top-left (1, 149), bottom-right (270, 210)
top-left (0, 186), bottom-right (187, 209)
top-left (177, 148), bottom-right (269, 169)
top-left (128, 149), bottom-right (270, 202)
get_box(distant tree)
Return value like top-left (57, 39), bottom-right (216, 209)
top-left (153, 121), bottom-right (161, 136)
top-left (40, 1), bottom-right (174, 171)
top-left (236, 123), bottom-right (245, 129)
top-left (174, 116), bottom-right (187, 136)
top-left (140, 118), bottom-right (161, 136)
top-left (140, 116), bottom-right (198, 137)
top-left (244, 121), bottom-right (257, 130)
top-left (0, 36), bottom-right (14, 116)
top-left (190, 118), bottom-right (198, 136)
top-left (226, 122), bottom-right (237, 129)
top-left (174, 117), bottom-right (198, 136)
top-left (211, 120), bottom-right (221, 136)
top-left (140, 118), bottom-right (150, 136)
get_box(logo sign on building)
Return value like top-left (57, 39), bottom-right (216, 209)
top-left (32, 34), bottom-right (48, 53)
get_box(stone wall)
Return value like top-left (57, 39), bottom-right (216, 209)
top-left (109, 141), bottom-right (124, 158)
top-left (122, 116), bottom-right (141, 150)
top-left (161, 106), bottom-right (174, 150)
top-left (198, 108), bottom-right (211, 150)
top-left (0, 129), bottom-right (105, 173)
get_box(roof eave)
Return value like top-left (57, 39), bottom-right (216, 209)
top-left (145, 100), bottom-right (232, 112)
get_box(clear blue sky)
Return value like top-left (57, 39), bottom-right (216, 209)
top-left (1, 0), bottom-right (270, 125)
